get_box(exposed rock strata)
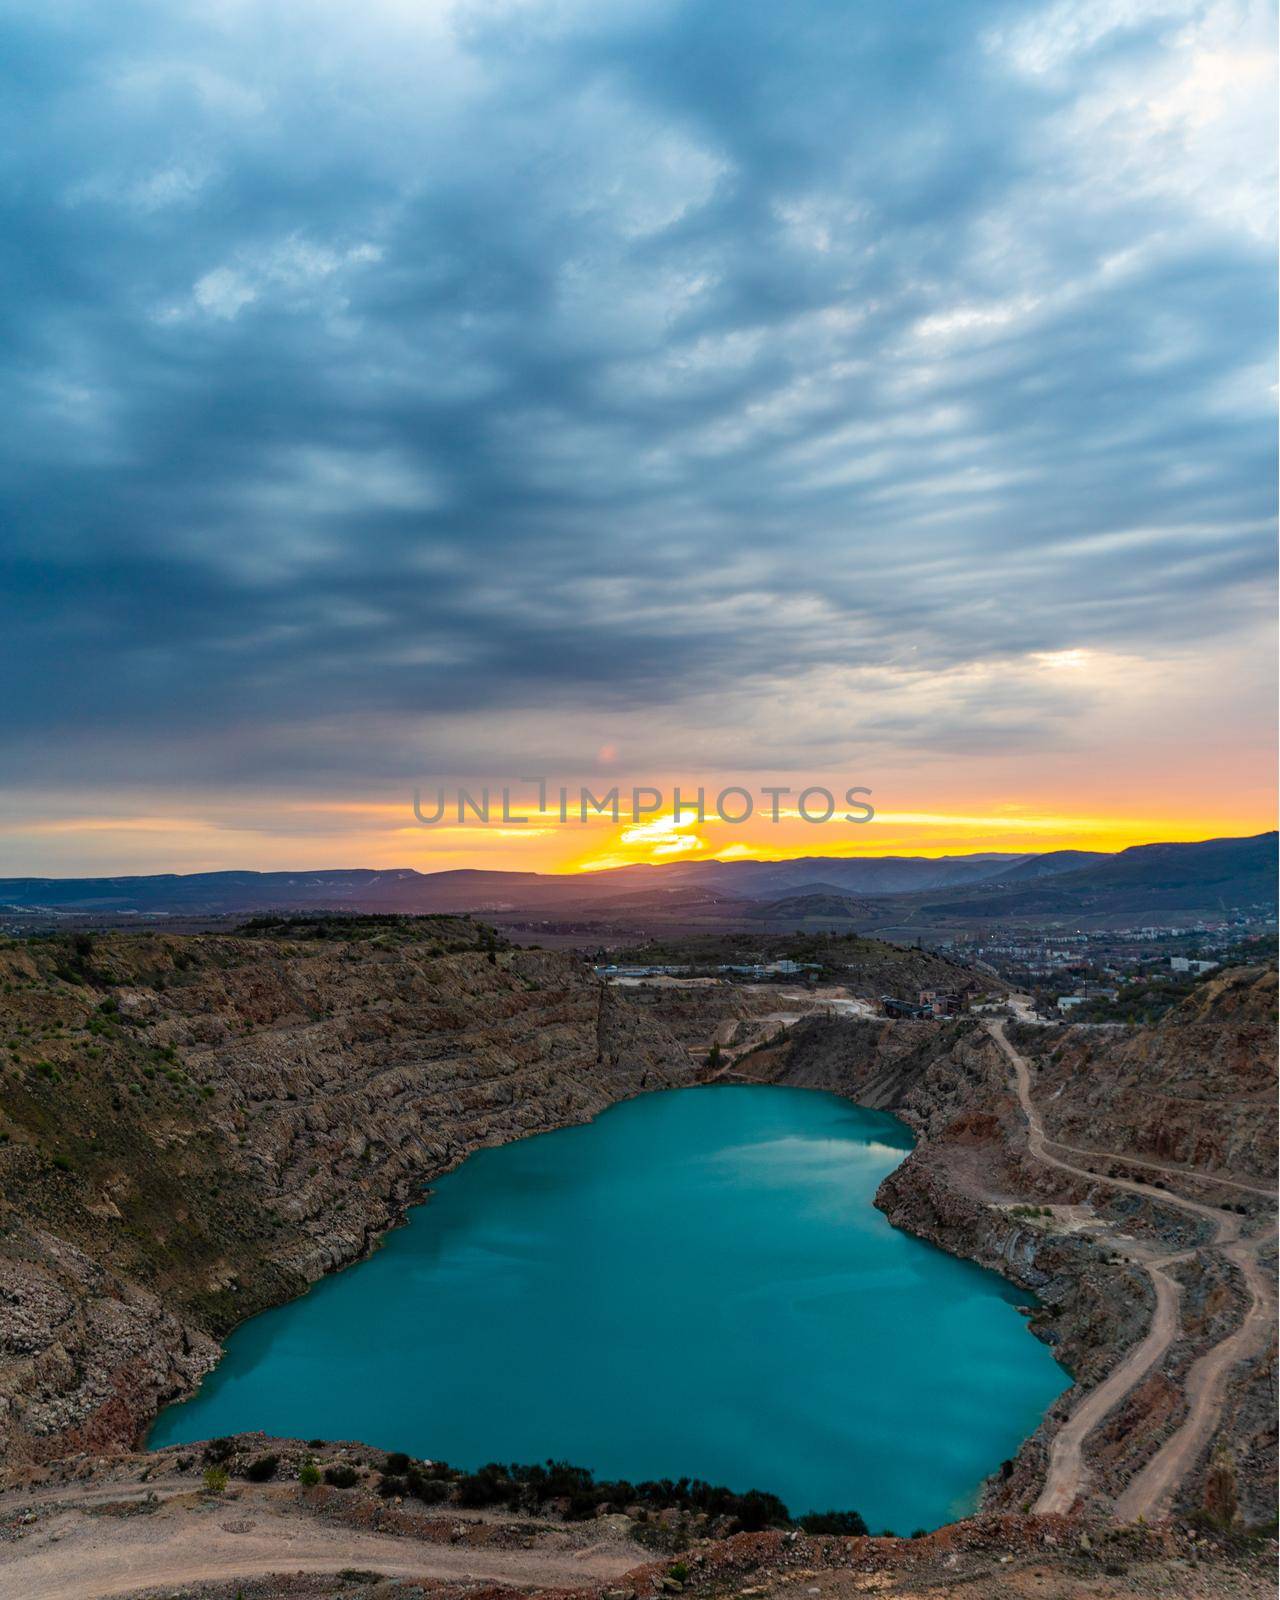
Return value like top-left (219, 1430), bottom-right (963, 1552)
top-left (745, 969), bottom-right (1276, 1522)
top-left (0, 926), bottom-right (698, 1468)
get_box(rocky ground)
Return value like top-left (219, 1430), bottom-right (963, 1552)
top-left (0, 1441), bottom-right (1273, 1600)
top-left (0, 925), bottom-right (1274, 1598)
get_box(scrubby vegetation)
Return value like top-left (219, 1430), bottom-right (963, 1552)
top-left (432, 1457), bottom-right (793, 1530)
top-left (799, 1509), bottom-right (870, 1535)
top-left (237, 913), bottom-right (506, 952)
top-left (167, 1438), bottom-right (863, 1536)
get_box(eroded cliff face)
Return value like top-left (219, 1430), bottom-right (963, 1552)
top-left (1013, 968), bottom-right (1277, 1185)
top-left (748, 973), bottom-right (1277, 1522)
top-left (0, 924), bottom-right (699, 1469)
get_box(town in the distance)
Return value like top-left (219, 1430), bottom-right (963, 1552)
top-left (4, 829), bottom-right (1273, 1027)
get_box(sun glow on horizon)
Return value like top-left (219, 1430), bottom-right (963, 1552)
top-left (562, 808), bottom-right (1256, 873)
top-left (0, 786), bottom-right (1271, 878)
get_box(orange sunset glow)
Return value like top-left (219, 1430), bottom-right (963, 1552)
top-left (2, 764), bottom-right (1273, 878)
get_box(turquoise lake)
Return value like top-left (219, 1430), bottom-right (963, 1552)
top-left (150, 1085), bottom-right (1067, 1532)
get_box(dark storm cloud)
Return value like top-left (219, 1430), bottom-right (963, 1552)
top-left (0, 0), bottom-right (1273, 784)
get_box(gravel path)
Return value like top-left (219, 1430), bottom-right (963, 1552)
top-left (0, 1486), bottom-right (644, 1600)
top-left (986, 1020), bottom-right (1275, 1521)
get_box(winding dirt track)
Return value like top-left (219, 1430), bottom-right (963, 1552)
top-left (0, 1489), bottom-right (644, 1600)
top-left (1035, 1140), bottom-right (1275, 1199)
top-left (1115, 1231), bottom-right (1275, 1521)
top-left (985, 1021), bottom-right (1275, 1521)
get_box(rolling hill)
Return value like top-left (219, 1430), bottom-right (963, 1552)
top-left (0, 832), bottom-right (1272, 929)
top-left (922, 832), bottom-right (1277, 919)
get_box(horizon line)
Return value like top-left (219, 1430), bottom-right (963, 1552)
top-left (1, 827), bottom-right (1274, 884)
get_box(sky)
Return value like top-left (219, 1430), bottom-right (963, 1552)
top-left (0, 0), bottom-right (1275, 876)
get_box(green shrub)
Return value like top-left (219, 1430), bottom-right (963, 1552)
top-left (798, 1509), bottom-right (868, 1536)
top-left (410, 1457), bottom-right (794, 1530)
top-left (457, 1464), bottom-right (511, 1507)
top-left (299, 1462), bottom-right (321, 1487)
top-left (407, 1471), bottom-right (451, 1504)
top-left (202, 1465), bottom-right (229, 1494)
top-left (732, 1489), bottom-right (789, 1532)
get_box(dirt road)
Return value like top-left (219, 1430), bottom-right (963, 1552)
top-left (1032, 1247), bottom-right (1190, 1518)
top-left (985, 1021), bottom-right (1275, 1522)
top-left (1114, 1232), bottom-right (1276, 1521)
top-left (1031, 1139), bottom-right (1276, 1199)
top-left (0, 1485), bottom-right (645, 1600)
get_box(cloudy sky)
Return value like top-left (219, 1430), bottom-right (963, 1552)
top-left (0, 0), bottom-right (1274, 874)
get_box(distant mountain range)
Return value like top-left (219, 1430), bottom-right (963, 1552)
top-left (594, 851), bottom-right (1034, 898)
top-left (919, 831), bottom-right (1279, 919)
top-left (0, 833), bottom-right (1273, 930)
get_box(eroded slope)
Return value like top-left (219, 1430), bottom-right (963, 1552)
top-left (0, 923), bottom-right (697, 1465)
top-left (747, 970), bottom-right (1277, 1522)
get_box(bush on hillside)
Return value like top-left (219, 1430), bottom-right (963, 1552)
top-left (799, 1509), bottom-right (869, 1536)
top-left (406, 1471), bottom-right (451, 1504)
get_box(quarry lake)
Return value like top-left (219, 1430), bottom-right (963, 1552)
top-left (150, 1085), bottom-right (1067, 1532)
